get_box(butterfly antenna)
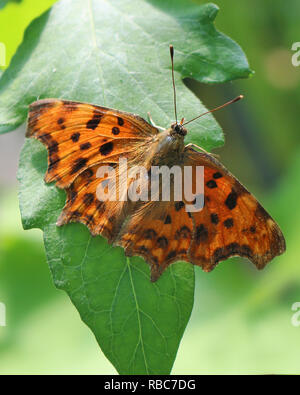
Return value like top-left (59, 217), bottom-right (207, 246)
top-left (183, 95), bottom-right (244, 126)
top-left (170, 45), bottom-right (178, 124)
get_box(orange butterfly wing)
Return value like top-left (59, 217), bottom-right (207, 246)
top-left (55, 164), bottom-right (128, 241)
top-left (118, 147), bottom-right (285, 281)
top-left (184, 147), bottom-right (286, 271)
top-left (118, 200), bottom-right (194, 281)
top-left (27, 99), bottom-right (157, 188)
top-left (27, 99), bottom-right (158, 242)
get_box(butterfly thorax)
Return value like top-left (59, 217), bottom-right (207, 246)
top-left (148, 125), bottom-right (186, 167)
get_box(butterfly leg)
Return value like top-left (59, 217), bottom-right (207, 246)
top-left (147, 112), bottom-right (165, 131)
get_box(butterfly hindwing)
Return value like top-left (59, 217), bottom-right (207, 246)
top-left (118, 200), bottom-right (194, 281)
top-left (56, 164), bottom-right (128, 241)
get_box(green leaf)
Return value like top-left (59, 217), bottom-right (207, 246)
top-left (0, 0), bottom-right (57, 69)
top-left (18, 138), bottom-right (195, 374)
top-left (0, 0), bottom-right (252, 141)
top-left (0, 0), bottom-right (22, 11)
top-left (7, 0), bottom-right (251, 374)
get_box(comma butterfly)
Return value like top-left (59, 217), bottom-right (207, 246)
top-left (26, 46), bottom-right (286, 281)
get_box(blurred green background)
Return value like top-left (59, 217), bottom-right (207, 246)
top-left (0, 0), bottom-right (300, 374)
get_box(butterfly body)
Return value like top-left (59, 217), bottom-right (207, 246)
top-left (27, 98), bottom-right (286, 281)
top-left (147, 127), bottom-right (186, 168)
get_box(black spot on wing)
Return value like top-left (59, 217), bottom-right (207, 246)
top-left (49, 141), bottom-right (59, 155)
top-left (224, 218), bottom-right (234, 228)
top-left (117, 117), bottom-right (124, 126)
top-left (174, 201), bottom-right (185, 211)
top-left (157, 236), bottom-right (168, 248)
top-left (211, 213), bottom-right (219, 225)
top-left (139, 245), bottom-right (149, 254)
top-left (80, 142), bottom-right (91, 150)
top-left (57, 117), bottom-right (65, 125)
top-left (175, 226), bottom-right (191, 239)
top-left (195, 224), bottom-right (208, 243)
top-left (71, 158), bottom-right (88, 174)
top-left (99, 142), bottom-right (113, 156)
top-left (167, 250), bottom-right (176, 260)
top-left (225, 190), bottom-right (238, 210)
top-left (71, 133), bottom-right (80, 142)
top-left (83, 193), bottom-right (94, 206)
top-left (48, 156), bottom-right (59, 171)
top-left (112, 127), bottom-right (120, 135)
top-left (144, 229), bottom-right (157, 240)
top-left (86, 111), bottom-right (102, 130)
top-left (82, 168), bottom-right (94, 178)
top-left (213, 172), bottom-right (222, 179)
top-left (206, 180), bottom-right (217, 189)
top-left (69, 189), bottom-right (77, 203)
top-left (164, 215), bottom-right (172, 224)
top-left (86, 214), bottom-right (95, 224)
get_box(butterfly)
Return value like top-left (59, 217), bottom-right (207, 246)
top-left (26, 45), bottom-right (286, 282)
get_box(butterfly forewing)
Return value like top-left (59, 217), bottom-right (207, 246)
top-left (118, 200), bottom-right (194, 281)
top-left (184, 147), bottom-right (286, 271)
top-left (27, 99), bottom-right (158, 188)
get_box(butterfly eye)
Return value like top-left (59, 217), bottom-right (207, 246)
top-left (172, 123), bottom-right (187, 136)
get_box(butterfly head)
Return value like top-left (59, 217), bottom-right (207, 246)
top-left (170, 122), bottom-right (187, 137)
top-left (169, 45), bottom-right (244, 137)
